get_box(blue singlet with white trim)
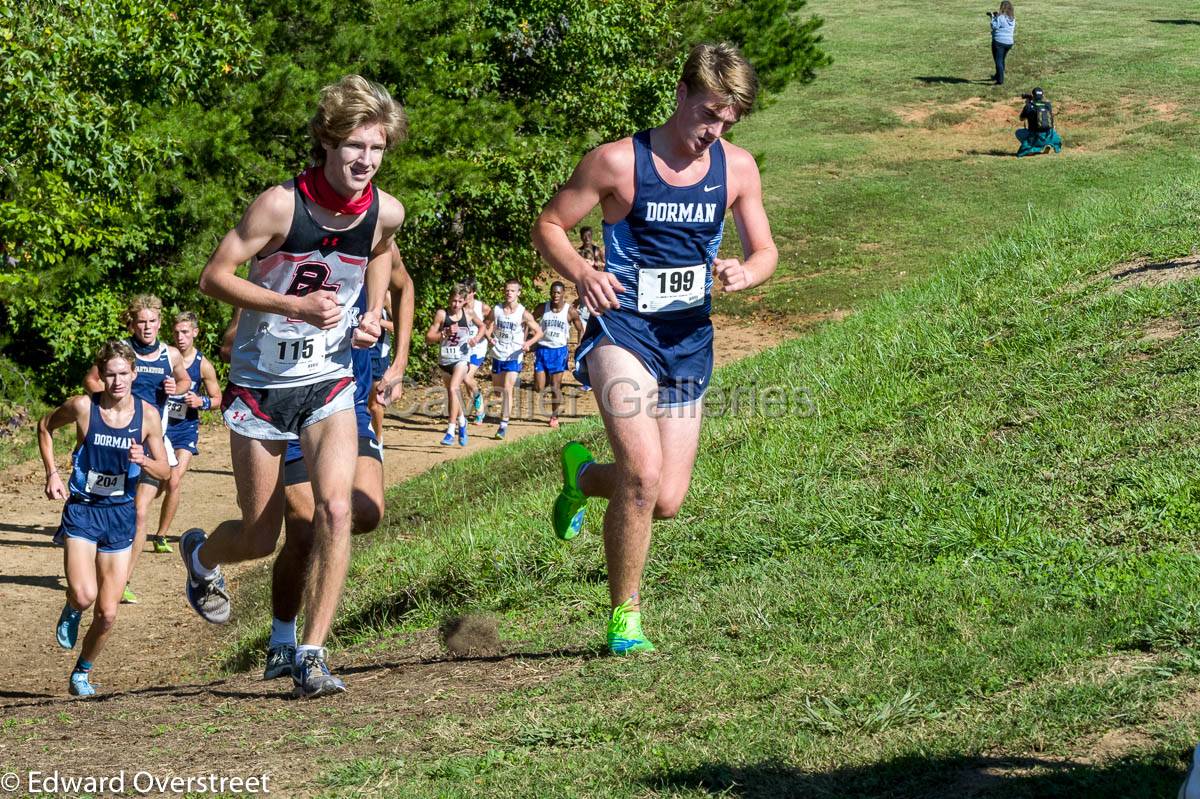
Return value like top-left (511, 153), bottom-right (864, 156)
top-left (603, 129), bottom-right (726, 321)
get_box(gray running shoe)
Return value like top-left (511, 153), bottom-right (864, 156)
top-left (292, 648), bottom-right (347, 699)
top-left (263, 644), bottom-right (296, 680)
top-left (180, 528), bottom-right (231, 624)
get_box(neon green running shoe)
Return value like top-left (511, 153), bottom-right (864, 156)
top-left (552, 442), bottom-right (593, 541)
top-left (152, 536), bottom-right (173, 554)
top-left (120, 585), bottom-right (139, 605)
top-left (607, 599), bottom-right (655, 656)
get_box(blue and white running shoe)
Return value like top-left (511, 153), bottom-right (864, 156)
top-left (69, 670), bottom-right (96, 697)
top-left (56, 603), bottom-right (82, 649)
top-left (292, 648), bottom-right (346, 699)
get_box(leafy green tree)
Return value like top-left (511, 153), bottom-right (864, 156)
top-left (0, 0), bottom-right (828, 394)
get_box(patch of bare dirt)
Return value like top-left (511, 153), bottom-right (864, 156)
top-left (1105, 253), bottom-right (1200, 291)
top-left (0, 630), bottom-right (587, 796)
top-left (886, 95), bottom-right (1187, 161)
top-left (1140, 318), bottom-right (1186, 345)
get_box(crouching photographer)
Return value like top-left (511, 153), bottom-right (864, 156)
top-left (1015, 87), bottom-right (1063, 157)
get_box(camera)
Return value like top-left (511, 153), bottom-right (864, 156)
top-left (987, 10), bottom-right (998, 16)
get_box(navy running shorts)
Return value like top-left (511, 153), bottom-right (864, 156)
top-left (167, 419), bottom-right (199, 455)
top-left (284, 435), bottom-right (382, 486)
top-left (575, 310), bottom-right (713, 407)
top-left (55, 499), bottom-right (136, 554)
top-left (371, 355), bottom-right (390, 383)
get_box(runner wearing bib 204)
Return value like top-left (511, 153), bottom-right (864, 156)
top-left (41, 341), bottom-right (172, 696)
top-left (531, 43), bottom-right (778, 655)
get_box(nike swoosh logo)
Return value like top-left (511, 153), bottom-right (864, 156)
top-left (703, 184), bottom-right (721, 193)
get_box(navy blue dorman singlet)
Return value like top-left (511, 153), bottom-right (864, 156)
top-left (67, 395), bottom-right (144, 505)
top-left (603, 130), bottom-right (727, 321)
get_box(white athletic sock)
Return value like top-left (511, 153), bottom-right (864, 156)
top-left (294, 644), bottom-right (323, 667)
top-left (446, 421), bottom-right (456, 434)
top-left (500, 418), bottom-right (509, 427)
top-left (457, 415), bottom-right (467, 428)
top-left (269, 617), bottom-right (296, 648)
top-left (190, 546), bottom-right (217, 579)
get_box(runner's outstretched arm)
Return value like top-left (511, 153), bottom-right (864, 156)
top-left (531, 144), bottom-right (627, 313)
top-left (713, 147), bottom-right (778, 293)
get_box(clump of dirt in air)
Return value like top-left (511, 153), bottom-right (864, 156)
top-left (441, 613), bottom-right (502, 658)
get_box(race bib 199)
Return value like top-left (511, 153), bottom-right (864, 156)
top-left (637, 264), bottom-right (706, 314)
top-left (86, 470), bottom-right (126, 497)
top-left (257, 332), bottom-right (326, 377)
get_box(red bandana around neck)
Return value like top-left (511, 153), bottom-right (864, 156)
top-left (296, 166), bottom-right (373, 216)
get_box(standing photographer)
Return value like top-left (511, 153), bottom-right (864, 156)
top-left (988, 2), bottom-right (1016, 86)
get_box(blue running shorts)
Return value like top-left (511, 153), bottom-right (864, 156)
top-left (574, 310), bottom-right (713, 407)
top-left (534, 345), bottom-right (569, 375)
top-left (55, 500), bottom-right (136, 554)
top-left (492, 356), bottom-right (524, 374)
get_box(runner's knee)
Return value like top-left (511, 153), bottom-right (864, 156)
top-left (314, 496), bottom-right (353, 534)
top-left (69, 585), bottom-right (97, 610)
top-left (92, 603), bottom-right (118, 632)
top-left (624, 461), bottom-right (662, 507)
top-left (653, 491), bottom-right (685, 519)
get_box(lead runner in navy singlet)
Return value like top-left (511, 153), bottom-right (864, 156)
top-left (532, 43), bottom-right (778, 655)
top-left (185, 75), bottom-right (406, 699)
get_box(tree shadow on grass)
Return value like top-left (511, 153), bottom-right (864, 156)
top-left (916, 76), bottom-right (993, 85)
top-left (1150, 18), bottom-right (1200, 25)
top-left (965, 149), bottom-right (1014, 157)
top-left (646, 752), bottom-right (1187, 798)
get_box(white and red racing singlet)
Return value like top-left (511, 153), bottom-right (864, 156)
top-left (229, 183), bottom-right (380, 389)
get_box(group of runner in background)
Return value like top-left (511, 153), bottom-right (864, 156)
top-left (35, 229), bottom-right (600, 697)
top-left (425, 233), bottom-right (600, 445)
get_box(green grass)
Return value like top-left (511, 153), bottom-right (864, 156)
top-left (210, 2), bottom-right (1200, 795)
top-left (218, 179), bottom-right (1200, 796)
top-left (717, 0), bottom-right (1200, 319)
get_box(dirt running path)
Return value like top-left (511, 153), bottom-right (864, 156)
top-left (0, 316), bottom-right (789, 701)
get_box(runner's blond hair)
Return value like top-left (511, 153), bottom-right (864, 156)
top-left (93, 339), bottom-right (138, 372)
top-left (174, 310), bottom-right (199, 329)
top-left (309, 75), bottom-right (408, 164)
top-left (122, 294), bottom-right (162, 327)
top-left (680, 43), bottom-right (758, 119)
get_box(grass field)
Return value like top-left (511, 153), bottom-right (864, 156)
top-left (720, 0), bottom-right (1200, 319)
top-left (213, 179), bottom-right (1200, 796)
top-left (180, 1), bottom-right (1200, 796)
